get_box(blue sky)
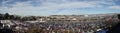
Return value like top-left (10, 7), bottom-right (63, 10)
top-left (0, 0), bottom-right (120, 16)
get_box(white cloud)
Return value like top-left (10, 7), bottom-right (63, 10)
top-left (2, 1), bottom-right (99, 11)
top-left (1, 0), bottom-right (118, 16)
top-left (109, 6), bottom-right (120, 10)
top-left (8, 1), bottom-right (107, 10)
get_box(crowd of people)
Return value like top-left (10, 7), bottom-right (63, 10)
top-left (0, 18), bottom-right (119, 33)
top-left (0, 20), bottom-right (111, 33)
top-left (27, 21), bottom-right (110, 33)
top-left (0, 13), bottom-right (119, 33)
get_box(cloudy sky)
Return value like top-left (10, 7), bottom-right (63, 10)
top-left (0, 0), bottom-right (120, 16)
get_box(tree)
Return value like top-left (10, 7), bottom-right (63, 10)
top-left (104, 18), bottom-right (116, 28)
top-left (4, 13), bottom-right (9, 19)
top-left (9, 15), bottom-right (14, 20)
top-left (0, 14), bottom-right (2, 20)
top-left (26, 27), bottom-right (43, 33)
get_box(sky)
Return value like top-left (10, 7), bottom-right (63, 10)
top-left (0, 0), bottom-right (120, 16)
